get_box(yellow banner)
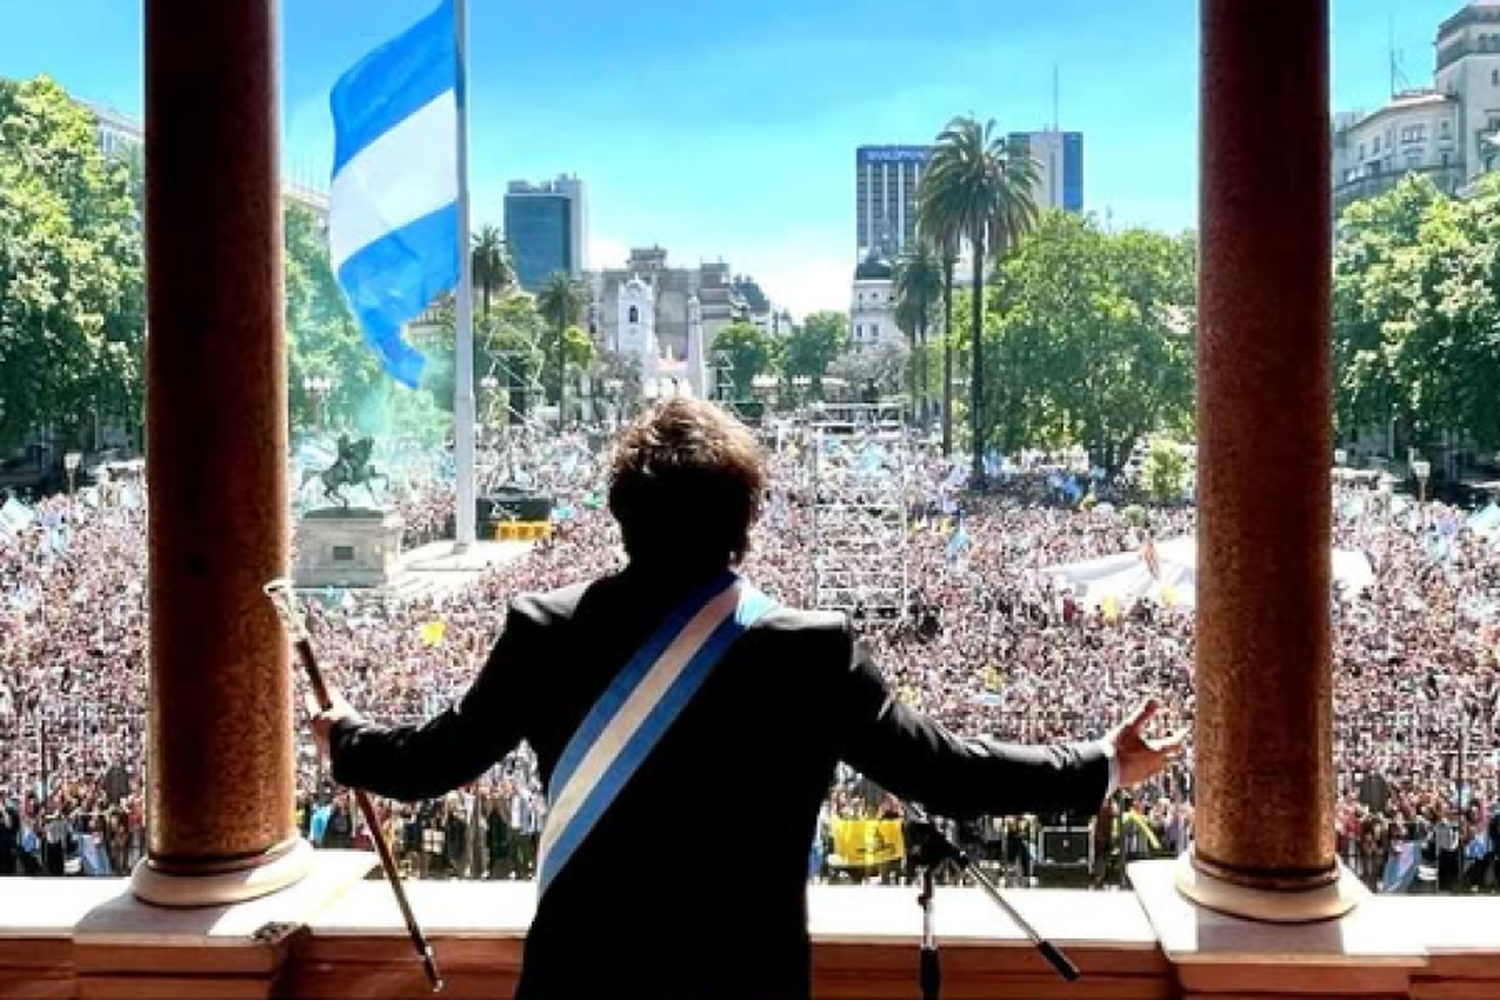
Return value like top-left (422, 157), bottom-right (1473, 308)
top-left (830, 819), bottom-right (906, 868)
top-left (419, 620), bottom-right (446, 647)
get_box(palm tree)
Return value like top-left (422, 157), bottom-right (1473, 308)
top-left (916, 216), bottom-right (962, 456)
top-left (918, 116), bottom-right (1038, 484)
top-left (536, 272), bottom-right (586, 427)
top-left (893, 240), bottom-right (944, 429)
top-left (471, 224), bottom-right (512, 318)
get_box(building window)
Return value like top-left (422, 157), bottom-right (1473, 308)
top-left (1373, 135), bottom-right (1381, 152)
top-left (628, 305), bottom-right (639, 324)
top-left (1493, 69), bottom-right (1499, 86)
top-left (1358, 142), bottom-right (1366, 159)
top-left (332, 545), bottom-right (355, 562)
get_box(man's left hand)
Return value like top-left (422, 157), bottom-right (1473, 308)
top-left (1108, 698), bottom-right (1187, 788)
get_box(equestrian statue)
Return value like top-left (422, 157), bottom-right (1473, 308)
top-left (301, 435), bottom-right (387, 508)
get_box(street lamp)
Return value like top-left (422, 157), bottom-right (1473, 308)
top-left (1412, 458), bottom-right (1432, 504)
top-left (302, 375), bottom-right (334, 431)
top-left (64, 452), bottom-right (82, 496)
top-left (603, 378), bottom-right (624, 429)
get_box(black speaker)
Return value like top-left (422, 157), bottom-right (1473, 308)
top-left (1040, 826), bottom-right (1090, 866)
top-left (479, 490), bottom-right (553, 525)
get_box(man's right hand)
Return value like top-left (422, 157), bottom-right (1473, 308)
top-left (310, 687), bottom-right (358, 758)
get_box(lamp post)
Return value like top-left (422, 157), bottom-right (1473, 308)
top-left (302, 375), bottom-right (333, 431)
top-left (1412, 458), bottom-right (1431, 505)
top-left (64, 451), bottom-right (82, 496)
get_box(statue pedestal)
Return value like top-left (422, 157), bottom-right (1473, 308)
top-left (294, 508), bottom-right (404, 589)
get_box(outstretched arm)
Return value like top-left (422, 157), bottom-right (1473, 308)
top-left (315, 602), bottom-right (539, 802)
top-left (832, 629), bottom-right (1181, 819)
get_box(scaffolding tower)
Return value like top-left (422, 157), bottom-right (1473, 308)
top-left (806, 402), bottom-right (910, 619)
top-left (478, 348), bottom-right (548, 494)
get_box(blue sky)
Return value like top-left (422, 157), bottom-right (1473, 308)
top-left (0, 0), bottom-right (1471, 316)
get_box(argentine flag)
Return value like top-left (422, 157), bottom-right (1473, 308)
top-left (329, 0), bottom-right (461, 388)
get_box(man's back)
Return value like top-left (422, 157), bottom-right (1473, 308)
top-left (332, 565), bottom-right (1111, 999)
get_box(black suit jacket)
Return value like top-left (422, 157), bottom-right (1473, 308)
top-left (332, 565), bottom-right (1109, 999)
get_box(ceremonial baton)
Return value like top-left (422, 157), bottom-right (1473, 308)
top-left (263, 579), bottom-right (445, 993)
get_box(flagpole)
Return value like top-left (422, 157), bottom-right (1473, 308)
top-left (452, 0), bottom-right (477, 551)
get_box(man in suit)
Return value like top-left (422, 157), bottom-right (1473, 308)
top-left (315, 397), bottom-right (1183, 1000)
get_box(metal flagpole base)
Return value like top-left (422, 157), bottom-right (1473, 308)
top-left (1174, 847), bottom-right (1367, 924)
top-left (131, 837), bottom-right (315, 908)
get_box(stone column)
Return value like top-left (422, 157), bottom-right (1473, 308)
top-left (133, 0), bottom-right (311, 904)
top-left (1181, 0), bottom-right (1361, 920)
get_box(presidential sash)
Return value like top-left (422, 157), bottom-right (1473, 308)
top-left (537, 571), bottom-right (776, 897)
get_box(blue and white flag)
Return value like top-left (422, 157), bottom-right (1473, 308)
top-left (330, 0), bottom-right (461, 388)
top-left (946, 521), bottom-right (969, 563)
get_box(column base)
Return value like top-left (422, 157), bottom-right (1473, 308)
top-left (1174, 848), bottom-right (1367, 923)
top-left (131, 837), bottom-right (315, 908)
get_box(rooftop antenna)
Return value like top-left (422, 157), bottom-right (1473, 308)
top-left (1388, 13), bottom-right (1412, 97)
top-left (1052, 63), bottom-right (1060, 132)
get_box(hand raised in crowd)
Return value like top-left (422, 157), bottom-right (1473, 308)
top-left (1107, 698), bottom-right (1187, 788)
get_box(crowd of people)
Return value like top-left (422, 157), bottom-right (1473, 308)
top-left (3, 423), bottom-right (1498, 893)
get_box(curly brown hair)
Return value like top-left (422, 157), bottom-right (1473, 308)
top-left (607, 398), bottom-right (767, 569)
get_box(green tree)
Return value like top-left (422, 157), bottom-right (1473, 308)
top-left (919, 116), bottom-right (1038, 482)
top-left (1332, 173), bottom-right (1500, 455)
top-left (782, 311), bottom-right (849, 396)
top-left (0, 76), bottom-right (144, 451)
top-left (711, 322), bottom-right (774, 400)
top-left (1142, 437), bottom-right (1191, 503)
top-left (1333, 174), bottom-right (1440, 448)
top-left (536, 272), bottom-right (587, 425)
top-left (283, 202), bottom-right (385, 433)
top-left (893, 240), bottom-right (944, 425)
top-left (916, 219), bottom-right (963, 454)
top-left (984, 212), bottom-right (1196, 472)
top-left (470, 223), bottom-right (512, 318)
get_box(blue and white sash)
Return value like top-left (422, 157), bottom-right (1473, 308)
top-left (537, 571), bottom-right (776, 898)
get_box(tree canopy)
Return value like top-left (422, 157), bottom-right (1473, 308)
top-left (982, 211), bottom-right (1197, 472)
top-left (710, 322), bottom-right (774, 400)
top-left (781, 311), bottom-right (849, 391)
top-left (0, 76), bottom-right (144, 451)
top-left (1333, 173), bottom-right (1500, 454)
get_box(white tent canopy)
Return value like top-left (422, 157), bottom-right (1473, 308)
top-left (1042, 535), bottom-right (1376, 611)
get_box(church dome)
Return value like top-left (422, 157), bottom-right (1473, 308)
top-left (855, 251), bottom-right (894, 280)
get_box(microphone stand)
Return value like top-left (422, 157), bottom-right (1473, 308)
top-left (264, 579), bottom-right (445, 993)
top-left (906, 804), bottom-right (1078, 1000)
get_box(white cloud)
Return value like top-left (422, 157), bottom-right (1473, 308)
top-left (744, 255), bottom-right (849, 322)
top-left (587, 233), bottom-right (631, 272)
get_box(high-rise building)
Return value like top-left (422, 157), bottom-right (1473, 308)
top-left (1007, 130), bottom-right (1084, 213)
top-left (503, 175), bottom-right (587, 291)
top-left (855, 145), bottom-right (932, 258)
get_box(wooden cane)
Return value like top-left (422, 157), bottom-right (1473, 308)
top-left (264, 579), bottom-right (445, 993)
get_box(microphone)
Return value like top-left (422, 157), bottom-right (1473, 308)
top-left (905, 802), bottom-right (1079, 983)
